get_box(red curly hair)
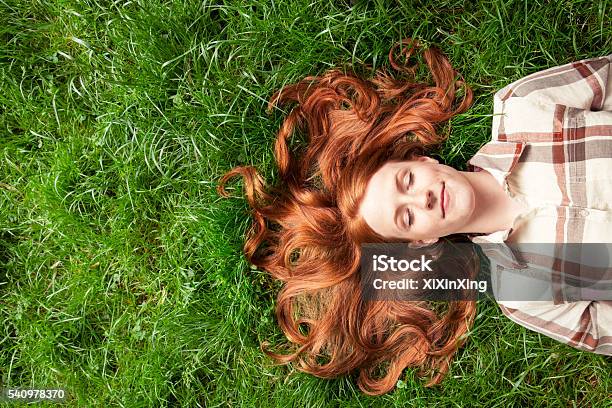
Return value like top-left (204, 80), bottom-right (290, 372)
top-left (217, 39), bottom-right (478, 395)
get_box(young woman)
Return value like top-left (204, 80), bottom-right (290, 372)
top-left (217, 39), bottom-right (612, 395)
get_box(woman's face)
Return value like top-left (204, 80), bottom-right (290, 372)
top-left (358, 156), bottom-right (476, 244)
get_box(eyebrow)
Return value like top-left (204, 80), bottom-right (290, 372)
top-left (395, 167), bottom-right (404, 194)
top-left (394, 168), bottom-right (407, 231)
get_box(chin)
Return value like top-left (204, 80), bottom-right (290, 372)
top-left (446, 180), bottom-right (473, 213)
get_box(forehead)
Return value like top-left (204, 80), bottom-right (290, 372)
top-left (366, 161), bottom-right (402, 196)
top-left (358, 161), bottom-right (403, 236)
top-left (371, 161), bottom-right (402, 182)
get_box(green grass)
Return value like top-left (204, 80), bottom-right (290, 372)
top-left (1, 0), bottom-right (611, 406)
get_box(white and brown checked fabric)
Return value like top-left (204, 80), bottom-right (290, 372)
top-left (466, 55), bottom-right (612, 355)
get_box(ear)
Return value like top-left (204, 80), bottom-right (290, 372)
top-left (414, 155), bottom-right (439, 164)
top-left (407, 238), bottom-right (439, 249)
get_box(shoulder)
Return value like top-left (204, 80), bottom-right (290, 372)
top-left (494, 55), bottom-right (612, 112)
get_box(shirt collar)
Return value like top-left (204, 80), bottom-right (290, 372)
top-left (466, 140), bottom-right (526, 180)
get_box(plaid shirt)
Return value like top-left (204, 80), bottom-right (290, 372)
top-left (466, 54), bottom-right (612, 355)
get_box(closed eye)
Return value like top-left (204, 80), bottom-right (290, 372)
top-left (404, 208), bottom-right (412, 227)
top-left (404, 172), bottom-right (413, 191)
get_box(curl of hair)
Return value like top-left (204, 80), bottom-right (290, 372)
top-left (217, 38), bottom-right (477, 395)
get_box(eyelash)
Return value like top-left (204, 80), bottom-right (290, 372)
top-left (404, 172), bottom-right (413, 227)
top-left (404, 208), bottom-right (412, 227)
top-left (404, 172), bottom-right (413, 191)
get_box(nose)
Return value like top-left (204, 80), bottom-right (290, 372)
top-left (401, 188), bottom-right (435, 210)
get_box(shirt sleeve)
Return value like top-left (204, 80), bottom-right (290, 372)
top-left (497, 300), bottom-right (612, 355)
top-left (493, 55), bottom-right (612, 111)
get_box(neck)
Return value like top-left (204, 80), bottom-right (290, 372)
top-left (458, 170), bottom-right (525, 235)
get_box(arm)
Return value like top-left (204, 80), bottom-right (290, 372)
top-left (498, 300), bottom-right (612, 355)
top-left (488, 252), bottom-right (612, 355)
top-left (490, 55), bottom-right (612, 144)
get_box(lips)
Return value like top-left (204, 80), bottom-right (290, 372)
top-left (440, 182), bottom-right (445, 218)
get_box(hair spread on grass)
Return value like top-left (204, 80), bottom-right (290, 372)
top-left (217, 39), bottom-right (477, 395)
